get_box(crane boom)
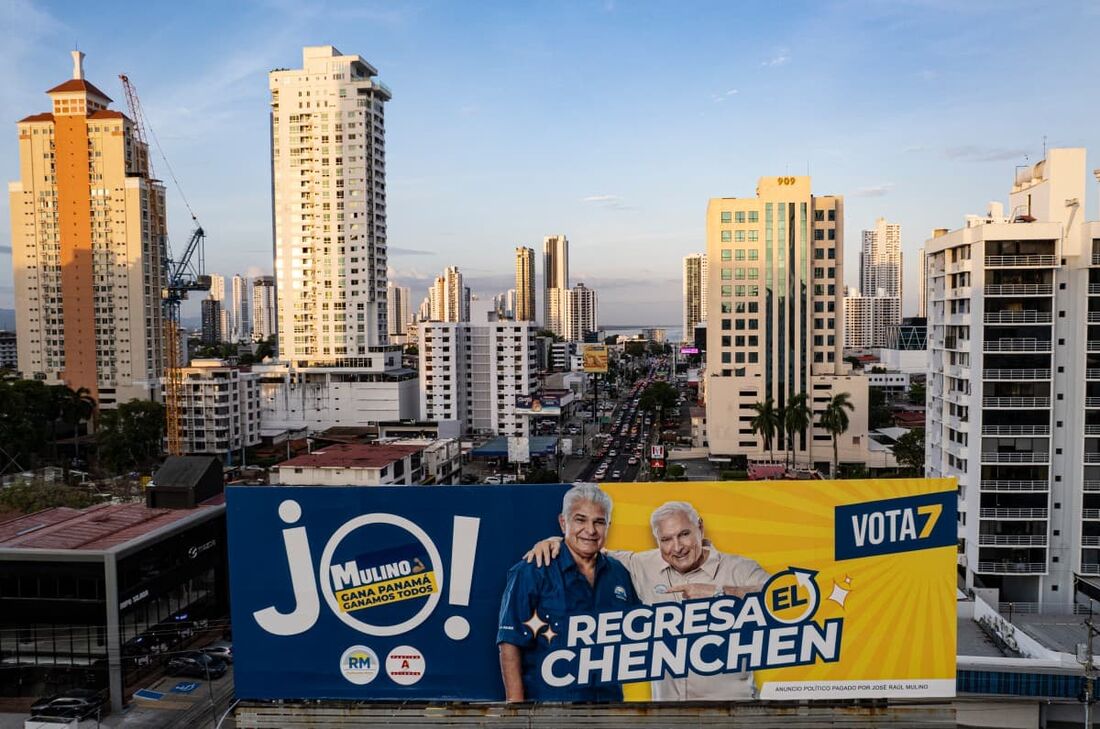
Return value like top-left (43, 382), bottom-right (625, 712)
top-left (118, 74), bottom-right (209, 457)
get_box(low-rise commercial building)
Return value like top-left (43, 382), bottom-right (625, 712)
top-left (169, 359), bottom-right (261, 463)
top-left (270, 442), bottom-right (427, 486)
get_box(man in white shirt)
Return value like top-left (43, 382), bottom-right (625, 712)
top-left (525, 500), bottom-right (770, 701)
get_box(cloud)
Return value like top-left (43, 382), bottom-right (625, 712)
top-left (244, 265), bottom-right (269, 278)
top-left (944, 145), bottom-right (1030, 163)
top-left (710, 88), bottom-right (739, 103)
top-left (581, 194), bottom-right (634, 211)
top-left (761, 49), bottom-right (790, 67)
top-left (852, 183), bottom-right (895, 198)
top-left (389, 246), bottom-right (435, 256)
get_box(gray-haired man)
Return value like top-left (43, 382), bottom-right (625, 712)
top-left (526, 500), bottom-right (769, 700)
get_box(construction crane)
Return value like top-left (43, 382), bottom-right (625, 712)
top-left (119, 74), bottom-right (210, 456)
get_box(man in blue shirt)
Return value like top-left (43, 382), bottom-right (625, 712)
top-left (497, 484), bottom-right (640, 702)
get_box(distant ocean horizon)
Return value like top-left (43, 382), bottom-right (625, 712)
top-left (602, 324), bottom-right (685, 342)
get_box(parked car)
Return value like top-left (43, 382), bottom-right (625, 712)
top-left (612, 470), bottom-right (622, 480)
top-left (30, 689), bottom-right (106, 721)
top-left (201, 640), bottom-right (234, 664)
top-left (167, 652), bottom-right (228, 679)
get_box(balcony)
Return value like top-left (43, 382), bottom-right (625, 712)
top-left (1087, 398), bottom-right (1100, 408)
top-left (1089, 342), bottom-right (1100, 353)
top-left (983, 338), bottom-right (1051, 353)
top-left (978, 535), bottom-right (1048, 546)
top-left (985, 254), bottom-right (1057, 267)
top-left (1083, 564), bottom-right (1100, 575)
top-left (1083, 536), bottom-right (1100, 547)
top-left (1085, 481), bottom-right (1100, 491)
top-left (982, 397), bottom-right (1051, 408)
top-left (982, 369), bottom-right (1051, 381)
top-left (976, 562), bottom-right (1047, 574)
top-left (979, 508), bottom-right (1048, 519)
top-left (983, 311), bottom-right (1052, 324)
top-left (985, 283), bottom-right (1053, 296)
top-left (981, 424), bottom-right (1050, 436)
top-left (1089, 312), bottom-right (1100, 323)
top-left (1093, 253), bottom-right (1100, 266)
top-left (1088, 370), bottom-right (1100, 381)
top-left (1086, 453), bottom-right (1100, 464)
top-left (1084, 510), bottom-right (1100, 520)
top-left (980, 480), bottom-right (1049, 491)
top-left (981, 451), bottom-right (1049, 463)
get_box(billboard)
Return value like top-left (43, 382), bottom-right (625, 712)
top-left (514, 395), bottom-right (562, 417)
top-left (581, 344), bottom-right (609, 374)
top-left (679, 346), bottom-right (700, 355)
top-left (228, 479), bottom-right (956, 702)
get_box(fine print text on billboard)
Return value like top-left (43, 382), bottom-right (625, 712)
top-left (228, 480), bottom-right (957, 702)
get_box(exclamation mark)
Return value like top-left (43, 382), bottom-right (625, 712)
top-left (444, 515), bottom-right (480, 640)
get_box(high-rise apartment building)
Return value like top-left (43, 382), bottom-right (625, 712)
top-left (387, 284), bottom-right (411, 336)
top-left (209, 274), bottom-right (230, 344)
top-left (562, 283), bottom-right (599, 342)
top-left (9, 52), bottom-right (167, 408)
top-left (917, 247), bottom-right (929, 317)
top-left (201, 298), bottom-right (222, 345)
top-left (704, 176), bottom-right (873, 471)
top-left (543, 234), bottom-right (569, 335)
top-left (926, 148), bottom-right (1100, 608)
top-left (428, 266), bottom-right (467, 322)
top-left (170, 358), bottom-right (261, 462)
top-left (252, 275), bottom-right (277, 342)
top-left (515, 246), bottom-right (536, 321)
top-left (419, 321), bottom-right (536, 436)
top-left (683, 253), bottom-right (708, 342)
top-left (231, 274), bottom-right (251, 342)
top-left (270, 46), bottom-right (391, 363)
top-left (844, 289), bottom-right (901, 348)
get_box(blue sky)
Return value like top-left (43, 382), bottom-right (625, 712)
top-left (2, 0), bottom-right (1099, 324)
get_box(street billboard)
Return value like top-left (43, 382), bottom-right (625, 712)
top-left (581, 344), bottom-right (609, 373)
top-left (514, 395), bottom-right (562, 417)
top-left (228, 479), bottom-right (956, 702)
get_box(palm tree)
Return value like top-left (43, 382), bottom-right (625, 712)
top-left (60, 386), bottom-right (97, 461)
top-left (820, 392), bottom-right (855, 478)
top-left (749, 398), bottom-right (781, 463)
top-left (783, 392), bottom-right (811, 469)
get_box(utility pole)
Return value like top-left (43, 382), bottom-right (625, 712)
top-left (1078, 615), bottom-right (1098, 727)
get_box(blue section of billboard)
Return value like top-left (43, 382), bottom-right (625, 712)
top-left (227, 485), bottom-right (569, 700)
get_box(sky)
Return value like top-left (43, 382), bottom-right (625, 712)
top-left (1, 0), bottom-right (1099, 325)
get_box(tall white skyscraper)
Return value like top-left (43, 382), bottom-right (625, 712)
top-left (387, 284), bottom-right (411, 335)
top-left (856, 217), bottom-right (903, 346)
top-left (252, 276), bottom-right (277, 342)
top-left (428, 266), bottom-right (467, 322)
top-left (562, 283), bottom-right (599, 342)
top-left (209, 274), bottom-right (230, 344)
top-left (543, 234), bottom-right (569, 336)
top-left (270, 46), bottom-right (391, 363)
top-left (925, 148), bottom-right (1099, 609)
top-left (231, 274), bottom-right (251, 342)
top-left (683, 253), bottom-right (708, 342)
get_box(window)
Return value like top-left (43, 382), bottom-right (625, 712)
top-left (735, 267), bottom-right (745, 280)
top-left (735, 249), bottom-right (746, 261)
top-left (748, 230), bottom-right (759, 242)
top-left (748, 268), bottom-right (759, 280)
top-left (814, 210), bottom-right (824, 221)
top-left (814, 229), bottom-right (824, 240)
top-left (748, 249), bottom-right (758, 260)
top-left (828, 229), bottom-right (836, 240)
top-left (722, 336), bottom-right (731, 347)
top-left (721, 211), bottom-right (731, 223)
top-left (748, 211), bottom-right (759, 223)
top-left (721, 268), bottom-right (733, 280)
top-left (735, 230), bottom-right (746, 242)
top-left (721, 249), bottom-right (732, 261)
top-left (722, 319), bottom-right (732, 331)
top-left (828, 209), bottom-right (836, 221)
top-left (722, 352), bottom-right (731, 363)
top-left (721, 302), bottom-right (733, 313)
top-left (735, 285), bottom-right (747, 296)
top-left (721, 230), bottom-right (731, 242)
top-left (721, 285), bottom-right (732, 297)
top-left (735, 211), bottom-right (746, 223)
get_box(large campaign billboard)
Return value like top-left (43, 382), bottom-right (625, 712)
top-left (227, 479), bottom-right (956, 702)
top-left (582, 344), bottom-right (609, 374)
top-left (514, 395), bottom-right (562, 417)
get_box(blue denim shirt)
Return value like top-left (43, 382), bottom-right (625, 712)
top-left (497, 546), bottom-right (640, 701)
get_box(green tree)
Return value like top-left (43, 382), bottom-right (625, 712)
top-left (892, 428), bottom-right (926, 475)
top-left (256, 335), bottom-right (277, 361)
top-left (624, 341), bottom-right (647, 357)
top-left (0, 379), bottom-right (59, 471)
top-left (0, 483), bottom-right (103, 514)
top-left (97, 399), bottom-right (166, 472)
top-left (749, 398), bottom-right (781, 462)
top-left (782, 392), bottom-right (811, 468)
top-left (59, 386), bottom-right (97, 461)
top-left (868, 388), bottom-right (893, 430)
top-left (665, 463), bottom-right (686, 480)
top-left (639, 382), bottom-right (679, 413)
top-left (820, 392), bottom-right (855, 478)
top-left (536, 329), bottom-right (563, 343)
top-left (603, 335), bottom-right (617, 346)
top-left (909, 381), bottom-right (926, 406)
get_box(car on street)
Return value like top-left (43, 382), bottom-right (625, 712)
top-left (612, 470), bottom-right (622, 480)
top-left (628, 456), bottom-right (638, 465)
top-left (166, 652), bottom-right (227, 679)
top-left (201, 640), bottom-right (234, 663)
top-left (30, 689), bottom-right (106, 721)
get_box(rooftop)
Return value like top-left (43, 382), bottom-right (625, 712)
top-left (0, 502), bottom-right (221, 552)
top-left (275, 443), bottom-right (424, 470)
top-left (46, 78), bottom-right (113, 101)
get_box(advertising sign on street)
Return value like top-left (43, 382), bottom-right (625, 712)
top-left (514, 395), bottom-right (562, 417)
top-left (507, 437), bottom-right (530, 464)
top-left (581, 345), bottom-right (609, 374)
top-left (228, 479), bottom-right (956, 702)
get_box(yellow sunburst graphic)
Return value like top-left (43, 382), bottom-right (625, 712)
top-left (602, 479), bottom-right (957, 701)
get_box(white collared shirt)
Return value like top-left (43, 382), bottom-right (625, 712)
top-left (609, 547), bottom-right (770, 701)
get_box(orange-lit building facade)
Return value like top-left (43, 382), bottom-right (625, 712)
top-left (8, 52), bottom-right (167, 408)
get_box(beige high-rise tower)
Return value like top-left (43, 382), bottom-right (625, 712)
top-left (515, 246), bottom-right (536, 321)
top-left (543, 234), bottom-right (569, 335)
top-left (683, 253), bottom-right (708, 342)
top-left (9, 51), bottom-right (167, 408)
top-left (270, 46), bottom-right (391, 363)
top-left (704, 175), bottom-right (872, 471)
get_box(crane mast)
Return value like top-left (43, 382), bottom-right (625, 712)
top-left (118, 74), bottom-right (209, 456)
